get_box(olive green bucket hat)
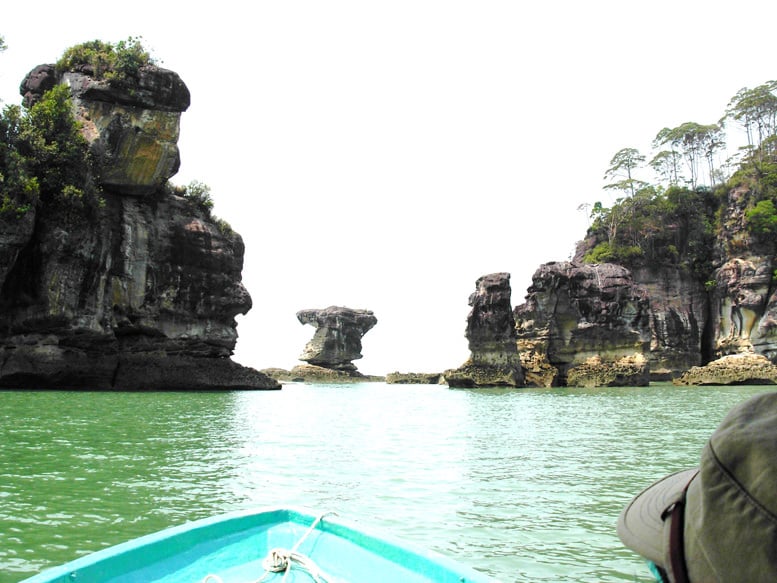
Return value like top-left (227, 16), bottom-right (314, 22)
top-left (617, 391), bottom-right (777, 582)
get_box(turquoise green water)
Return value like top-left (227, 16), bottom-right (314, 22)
top-left (0, 383), bottom-right (771, 582)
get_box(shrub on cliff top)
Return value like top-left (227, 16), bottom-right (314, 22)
top-left (56, 37), bottom-right (154, 83)
top-left (166, 180), bottom-right (233, 235)
top-left (182, 180), bottom-right (214, 215)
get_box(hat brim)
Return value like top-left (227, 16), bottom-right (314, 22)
top-left (617, 468), bottom-right (699, 566)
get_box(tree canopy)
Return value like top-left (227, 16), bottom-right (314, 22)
top-left (0, 83), bottom-right (97, 217)
top-left (603, 147), bottom-right (648, 197)
top-left (584, 78), bottom-right (777, 274)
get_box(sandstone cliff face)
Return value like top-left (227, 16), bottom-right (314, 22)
top-left (0, 64), bottom-right (278, 390)
top-left (522, 181), bottom-right (777, 386)
top-left (709, 185), bottom-right (777, 361)
top-left (631, 266), bottom-right (708, 379)
top-left (21, 64), bottom-right (188, 196)
top-left (514, 262), bottom-right (650, 387)
top-left (445, 272), bottom-right (524, 388)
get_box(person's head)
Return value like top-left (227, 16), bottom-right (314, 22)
top-left (617, 391), bottom-right (777, 582)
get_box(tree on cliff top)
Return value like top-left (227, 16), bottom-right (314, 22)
top-left (653, 122), bottom-right (726, 190)
top-left (603, 147), bottom-right (648, 197)
top-left (725, 82), bottom-right (777, 151)
top-left (582, 79), bottom-right (777, 275)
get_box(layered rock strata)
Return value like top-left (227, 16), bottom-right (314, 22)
top-left (445, 273), bottom-right (524, 388)
top-left (514, 262), bottom-right (651, 387)
top-left (293, 306), bottom-right (377, 379)
top-left (0, 62), bottom-right (279, 390)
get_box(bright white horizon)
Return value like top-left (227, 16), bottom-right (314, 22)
top-left (2, 1), bottom-right (775, 376)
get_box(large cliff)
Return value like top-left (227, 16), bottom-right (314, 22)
top-left (0, 56), bottom-right (279, 390)
top-left (513, 178), bottom-right (777, 386)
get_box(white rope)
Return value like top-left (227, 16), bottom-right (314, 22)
top-left (201, 512), bottom-right (337, 583)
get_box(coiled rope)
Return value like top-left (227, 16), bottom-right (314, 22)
top-left (202, 511), bottom-right (337, 583)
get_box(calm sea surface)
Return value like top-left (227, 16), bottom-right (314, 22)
top-left (0, 382), bottom-right (772, 582)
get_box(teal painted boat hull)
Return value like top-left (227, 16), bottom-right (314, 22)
top-left (20, 507), bottom-right (495, 582)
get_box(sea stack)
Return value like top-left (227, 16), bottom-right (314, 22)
top-left (287, 306), bottom-right (377, 381)
top-left (0, 60), bottom-right (279, 390)
top-left (444, 272), bottom-right (524, 388)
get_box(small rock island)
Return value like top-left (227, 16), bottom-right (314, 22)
top-left (265, 306), bottom-right (380, 382)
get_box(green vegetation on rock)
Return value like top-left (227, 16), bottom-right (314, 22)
top-left (166, 179), bottom-right (234, 236)
top-left (1, 84), bottom-right (98, 218)
top-left (0, 37), bottom-right (162, 220)
top-left (55, 37), bottom-right (155, 83)
top-left (584, 78), bottom-right (777, 274)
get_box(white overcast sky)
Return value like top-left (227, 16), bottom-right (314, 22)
top-left (2, 1), bottom-right (775, 376)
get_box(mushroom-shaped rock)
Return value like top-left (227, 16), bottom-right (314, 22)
top-left (297, 306), bottom-right (377, 372)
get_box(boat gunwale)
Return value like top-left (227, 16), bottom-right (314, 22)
top-left (19, 506), bottom-right (495, 583)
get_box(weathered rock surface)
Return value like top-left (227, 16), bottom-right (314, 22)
top-left (631, 266), bottom-right (708, 379)
top-left (297, 306), bottom-right (377, 373)
top-left (710, 257), bottom-right (777, 358)
top-left (386, 372), bottom-right (443, 384)
top-left (261, 366), bottom-right (383, 383)
top-left (532, 185), bottom-right (777, 382)
top-left (673, 353), bottom-right (777, 386)
top-left (514, 262), bottom-right (650, 387)
top-left (445, 273), bottom-right (523, 388)
top-left (21, 64), bottom-right (189, 196)
top-left (566, 354), bottom-right (649, 388)
top-left (517, 337), bottom-right (557, 388)
top-left (703, 184), bottom-right (777, 364)
top-left (0, 62), bottom-right (279, 390)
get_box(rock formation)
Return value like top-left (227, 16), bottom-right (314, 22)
top-left (628, 266), bottom-right (708, 379)
top-left (385, 372), bottom-right (443, 384)
top-left (517, 336), bottom-right (558, 388)
top-left (514, 262), bottom-right (651, 387)
top-left (445, 273), bottom-right (524, 388)
top-left (674, 353), bottom-right (777, 386)
top-left (0, 62), bottom-right (279, 390)
top-left (513, 178), bottom-right (777, 386)
top-left (290, 306), bottom-right (377, 380)
top-left (566, 353), bottom-right (649, 388)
